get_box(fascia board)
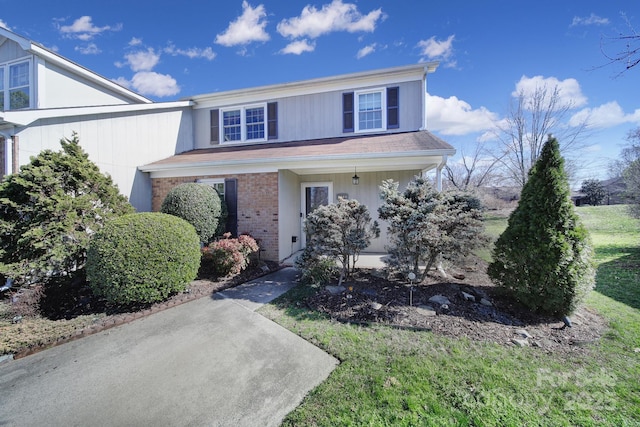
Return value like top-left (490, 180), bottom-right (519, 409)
top-left (3, 101), bottom-right (193, 126)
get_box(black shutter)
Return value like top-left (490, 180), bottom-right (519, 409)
top-left (387, 87), bottom-right (399, 129)
top-left (224, 178), bottom-right (238, 237)
top-left (343, 92), bottom-right (354, 133)
top-left (267, 102), bottom-right (278, 139)
top-left (210, 109), bottom-right (219, 144)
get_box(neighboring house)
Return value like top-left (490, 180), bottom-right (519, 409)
top-left (0, 28), bottom-right (456, 263)
top-left (0, 28), bottom-right (193, 211)
top-left (572, 177), bottom-right (629, 206)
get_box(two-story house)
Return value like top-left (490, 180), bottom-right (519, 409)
top-left (0, 27), bottom-right (455, 263)
top-left (141, 65), bottom-right (455, 261)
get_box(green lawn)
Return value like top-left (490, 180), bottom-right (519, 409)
top-left (260, 204), bottom-right (640, 426)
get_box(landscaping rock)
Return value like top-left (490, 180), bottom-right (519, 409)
top-left (515, 329), bottom-right (533, 339)
top-left (416, 305), bottom-right (437, 316)
top-left (461, 291), bottom-right (476, 302)
top-left (326, 285), bottom-right (346, 295)
top-left (370, 302), bottom-right (383, 311)
top-left (429, 295), bottom-right (451, 305)
top-left (511, 338), bottom-right (529, 347)
top-left (480, 298), bottom-right (492, 307)
top-left (453, 273), bottom-right (466, 280)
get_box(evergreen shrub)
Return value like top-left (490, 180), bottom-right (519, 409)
top-left (86, 212), bottom-right (201, 305)
top-left (160, 183), bottom-right (223, 243)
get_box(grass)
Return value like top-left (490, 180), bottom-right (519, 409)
top-left (260, 204), bottom-right (640, 426)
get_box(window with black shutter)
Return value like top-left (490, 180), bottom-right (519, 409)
top-left (224, 178), bottom-right (238, 237)
top-left (267, 102), bottom-right (278, 139)
top-left (210, 109), bottom-right (219, 144)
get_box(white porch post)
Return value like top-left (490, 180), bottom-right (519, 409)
top-left (435, 154), bottom-right (448, 192)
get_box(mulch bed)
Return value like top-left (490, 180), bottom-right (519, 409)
top-left (306, 258), bottom-right (606, 355)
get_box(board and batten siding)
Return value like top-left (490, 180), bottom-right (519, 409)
top-left (193, 80), bottom-right (424, 149)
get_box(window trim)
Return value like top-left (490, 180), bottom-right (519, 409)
top-left (354, 87), bottom-right (387, 133)
top-left (0, 58), bottom-right (32, 111)
top-left (219, 103), bottom-right (267, 144)
top-left (197, 178), bottom-right (225, 200)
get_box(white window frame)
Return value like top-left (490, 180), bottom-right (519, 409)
top-left (219, 103), bottom-right (267, 143)
top-left (197, 178), bottom-right (225, 200)
top-left (0, 58), bottom-right (32, 111)
top-left (355, 87), bottom-right (386, 133)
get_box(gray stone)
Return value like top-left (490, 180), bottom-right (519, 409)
top-left (511, 338), bottom-right (529, 347)
top-left (429, 295), bottom-right (451, 305)
top-left (326, 285), bottom-right (346, 295)
top-left (515, 329), bottom-right (533, 339)
top-left (416, 305), bottom-right (437, 316)
top-left (480, 298), bottom-right (492, 307)
top-left (370, 302), bottom-right (383, 311)
top-left (0, 353), bottom-right (14, 364)
top-left (461, 291), bottom-right (476, 302)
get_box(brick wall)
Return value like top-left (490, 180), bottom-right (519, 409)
top-left (151, 172), bottom-right (280, 261)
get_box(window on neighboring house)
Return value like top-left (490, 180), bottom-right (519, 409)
top-left (211, 102), bottom-right (277, 144)
top-left (0, 60), bottom-right (30, 111)
top-left (343, 87), bottom-right (399, 133)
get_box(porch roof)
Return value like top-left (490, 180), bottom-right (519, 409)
top-left (140, 130), bottom-right (455, 178)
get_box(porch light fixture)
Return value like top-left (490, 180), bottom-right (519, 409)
top-left (352, 167), bottom-right (360, 185)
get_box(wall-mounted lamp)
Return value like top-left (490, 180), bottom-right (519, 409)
top-left (352, 167), bottom-right (360, 185)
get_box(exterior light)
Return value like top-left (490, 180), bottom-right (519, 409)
top-left (352, 167), bottom-right (360, 185)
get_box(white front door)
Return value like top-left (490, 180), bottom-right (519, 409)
top-left (301, 182), bottom-right (333, 247)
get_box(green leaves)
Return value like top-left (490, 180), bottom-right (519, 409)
top-left (0, 133), bottom-right (134, 286)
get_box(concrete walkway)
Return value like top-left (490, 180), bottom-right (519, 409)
top-left (0, 268), bottom-right (338, 427)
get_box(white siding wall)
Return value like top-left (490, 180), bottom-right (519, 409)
top-left (15, 107), bottom-right (193, 211)
top-left (298, 170), bottom-right (419, 253)
top-left (193, 80), bottom-right (424, 149)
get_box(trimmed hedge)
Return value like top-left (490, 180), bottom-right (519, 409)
top-left (160, 183), bottom-right (223, 243)
top-left (86, 212), bottom-right (201, 306)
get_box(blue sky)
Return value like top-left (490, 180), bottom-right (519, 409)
top-left (1, 0), bottom-right (638, 183)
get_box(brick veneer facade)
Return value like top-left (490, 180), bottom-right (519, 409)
top-left (151, 172), bottom-right (279, 261)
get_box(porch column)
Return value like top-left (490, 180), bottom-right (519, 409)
top-left (11, 135), bottom-right (18, 174)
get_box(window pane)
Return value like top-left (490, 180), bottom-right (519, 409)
top-left (0, 92), bottom-right (4, 112)
top-left (358, 92), bottom-right (382, 130)
top-left (223, 110), bottom-right (241, 141)
top-left (9, 88), bottom-right (29, 110)
top-left (246, 107), bottom-right (264, 140)
top-left (0, 68), bottom-right (4, 90)
top-left (9, 62), bottom-right (29, 88)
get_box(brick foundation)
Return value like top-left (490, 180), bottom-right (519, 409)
top-left (151, 172), bottom-right (279, 261)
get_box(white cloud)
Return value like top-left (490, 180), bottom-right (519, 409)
top-left (125, 71), bottom-right (180, 97)
top-left (417, 35), bottom-right (455, 60)
top-left (280, 39), bottom-right (316, 55)
top-left (571, 13), bottom-right (609, 27)
top-left (426, 93), bottom-right (498, 136)
top-left (570, 101), bottom-right (640, 128)
top-left (0, 19), bottom-right (11, 30)
top-left (59, 16), bottom-right (122, 40)
top-left (124, 48), bottom-right (160, 72)
top-left (112, 76), bottom-right (131, 89)
top-left (277, 0), bottom-right (384, 39)
top-left (356, 43), bottom-right (376, 59)
top-left (215, 1), bottom-right (270, 47)
top-left (164, 44), bottom-right (216, 60)
top-left (75, 43), bottom-right (101, 55)
top-left (513, 75), bottom-right (588, 109)
top-left (129, 37), bottom-right (143, 47)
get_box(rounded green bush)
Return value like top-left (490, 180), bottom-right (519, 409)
top-left (86, 212), bottom-right (201, 306)
top-left (160, 183), bottom-right (223, 243)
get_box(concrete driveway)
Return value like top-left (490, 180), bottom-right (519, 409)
top-left (0, 268), bottom-right (338, 427)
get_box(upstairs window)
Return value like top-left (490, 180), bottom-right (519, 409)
top-left (0, 60), bottom-right (31, 111)
top-left (211, 102), bottom-right (277, 144)
top-left (343, 87), bottom-right (398, 133)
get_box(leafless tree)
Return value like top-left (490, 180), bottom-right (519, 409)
top-left (601, 14), bottom-right (640, 74)
top-left (443, 141), bottom-right (502, 191)
top-left (491, 85), bottom-right (589, 187)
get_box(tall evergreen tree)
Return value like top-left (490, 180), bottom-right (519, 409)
top-left (0, 133), bottom-right (134, 286)
top-left (488, 137), bottom-right (595, 316)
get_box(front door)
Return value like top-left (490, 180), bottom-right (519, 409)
top-left (301, 182), bottom-right (333, 247)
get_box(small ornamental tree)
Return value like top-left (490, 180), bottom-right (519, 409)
top-left (160, 183), bottom-right (223, 244)
top-left (488, 137), bottom-right (596, 316)
top-left (580, 179), bottom-right (606, 206)
top-left (0, 133), bottom-right (134, 286)
top-left (303, 198), bottom-right (380, 282)
top-left (378, 177), bottom-right (487, 282)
